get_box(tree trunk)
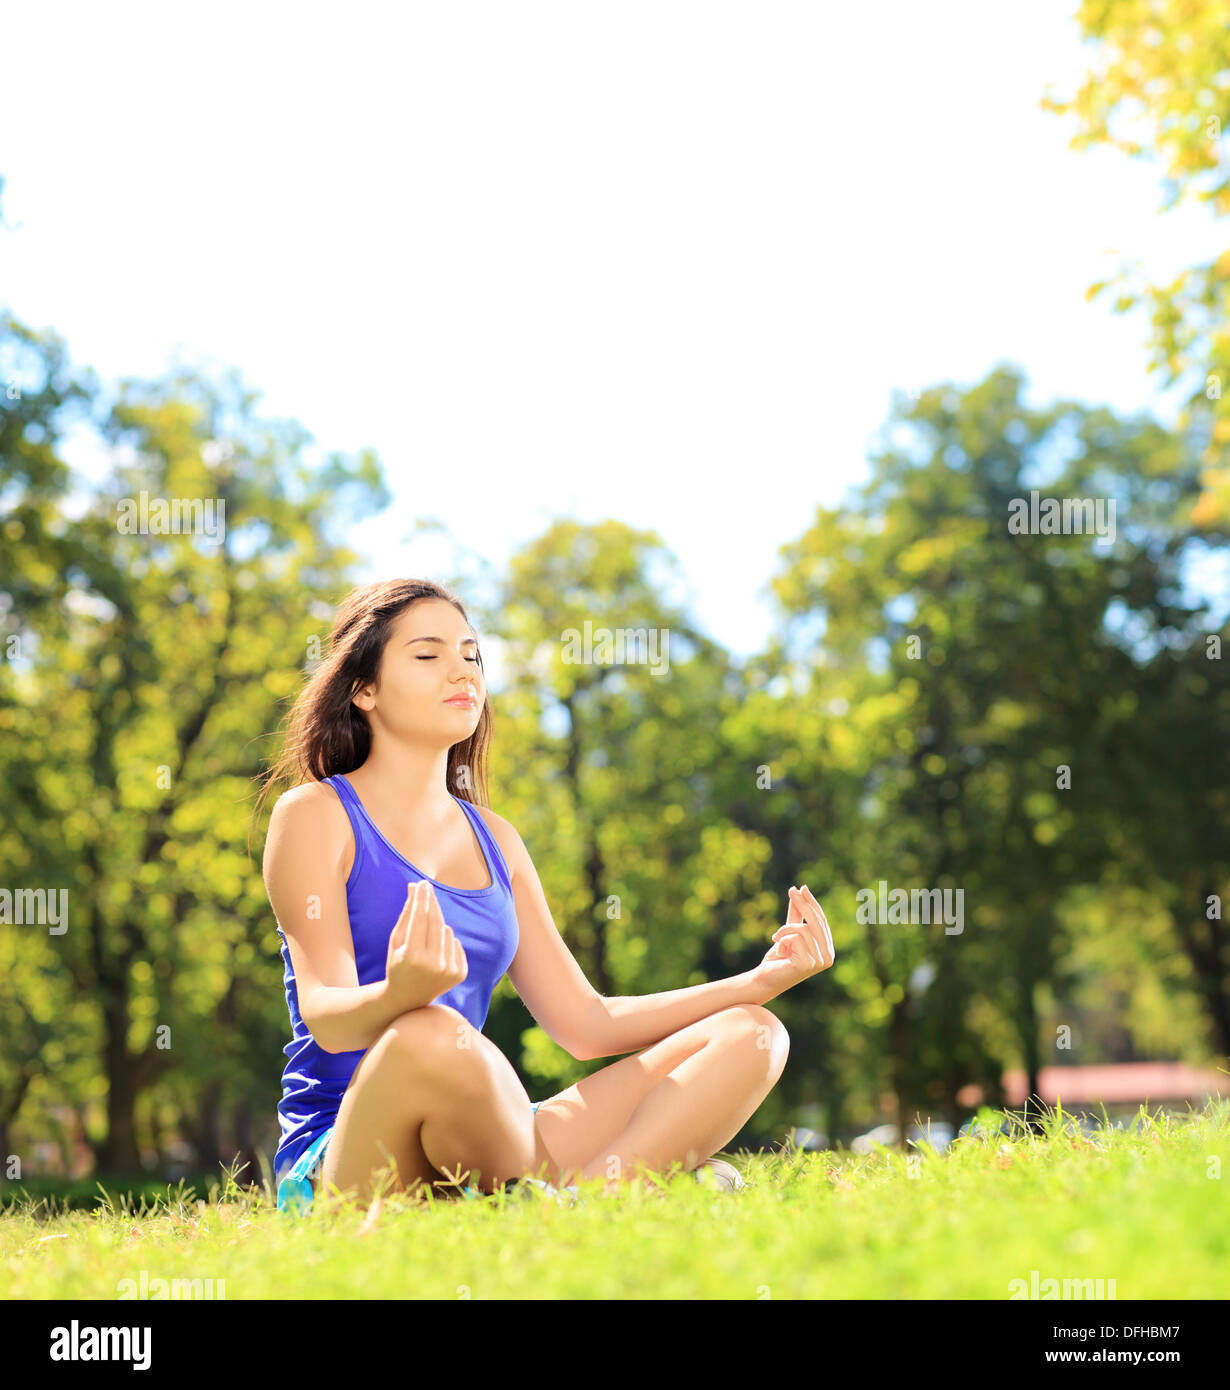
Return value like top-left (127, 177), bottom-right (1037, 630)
top-left (146, 1095), bottom-right (169, 1170)
top-left (193, 1079), bottom-right (222, 1173)
top-left (96, 980), bottom-right (142, 1172)
top-left (584, 835), bottom-right (614, 998)
top-left (0, 1068), bottom-right (33, 1174)
top-left (888, 998), bottom-right (912, 1142)
top-left (1188, 880), bottom-right (1230, 1057)
top-left (1017, 969), bottom-right (1042, 1127)
top-left (231, 1098), bottom-right (261, 1188)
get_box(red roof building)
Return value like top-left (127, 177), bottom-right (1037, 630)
top-left (957, 1062), bottom-right (1229, 1110)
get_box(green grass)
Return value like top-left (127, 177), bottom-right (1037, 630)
top-left (0, 1171), bottom-right (226, 1213)
top-left (4, 1100), bottom-right (1227, 1299)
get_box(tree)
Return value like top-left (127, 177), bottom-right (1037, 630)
top-left (1042, 0), bottom-right (1230, 529)
top-left (767, 363), bottom-right (1225, 1128)
top-left (1, 318), bottom-right (387, 1173)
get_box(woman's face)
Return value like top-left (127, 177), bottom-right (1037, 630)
top-left (353, 597), bottom-right (485, 743)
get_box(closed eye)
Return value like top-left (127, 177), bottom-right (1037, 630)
top-left (418, 656), bottom-right (480, 662)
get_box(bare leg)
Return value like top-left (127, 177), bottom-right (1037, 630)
top-left (532, 1004), bottom-right (789, 1192)
top-left (319, 1003), bottom-right (549, 1208)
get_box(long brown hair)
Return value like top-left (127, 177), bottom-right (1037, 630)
top-left (250, 579), bottom-right (493, 848)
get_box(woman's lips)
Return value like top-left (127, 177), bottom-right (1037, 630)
top-left (446, 696), bottom-right (476, 707)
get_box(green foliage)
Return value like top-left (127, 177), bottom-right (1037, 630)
top-left (1042, 0), bottom-right (1230, 526)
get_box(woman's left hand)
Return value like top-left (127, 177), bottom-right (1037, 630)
top-left (752, 885), bottom-right (835, 1001)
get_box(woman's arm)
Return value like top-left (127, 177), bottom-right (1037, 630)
top-left (583, 970), bottom-right (773, 1060)
top-left (585, 883), bottom-right (834, 1058)
top-left (495, 810), bottom-right (772, 1061)
top-left (263, 783), bottom-right (412, 1055)
top-left (295, 977), bottom-right (404, 1056)
top-left (580, 884), bottom-right (839, 1056)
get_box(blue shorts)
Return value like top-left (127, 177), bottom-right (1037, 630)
top-left (276, 1103), bottom-right (543, 1214)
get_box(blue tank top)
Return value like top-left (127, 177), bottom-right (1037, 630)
top-left (273, 773), bottom-right (519, 1180)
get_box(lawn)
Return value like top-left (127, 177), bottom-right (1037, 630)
top-left (4, 1101), bottom-right (1227, 1300)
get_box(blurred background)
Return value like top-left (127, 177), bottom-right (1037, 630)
top-left (1, 0), bottom-right (1228, 1196)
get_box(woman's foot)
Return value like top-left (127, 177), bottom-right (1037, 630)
top-left (571, 1157), bottom-right (745, 1198)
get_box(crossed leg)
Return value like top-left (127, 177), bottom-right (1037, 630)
top-left (317, 1003), bottom-right (547, 1207)
top-left (315, 1000), bottom-right (789, 1208)
top-left (532, 1002), bottom-right (790, 1190)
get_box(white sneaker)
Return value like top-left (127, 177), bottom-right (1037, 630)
top-left (692, 1157), bottom-right (745, 1191)
top-left (505, 1177), bottom-right (584, 1206)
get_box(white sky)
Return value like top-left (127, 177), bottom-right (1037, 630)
top-left (2, 0), bottom-right (1227, 662)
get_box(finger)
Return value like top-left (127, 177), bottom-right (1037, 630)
top-left (779, 905), bottom-right (822, 960)
top-left (393, 882), bottom-right (416, 951)
top-left (436, 905), bottom-right (459, 972)
top-left (784, 925), bottom-right (824, 970)
top-left (800, 887), bottom-right (833, 959)
top-left (790, 888), bottom-right (829, 961)
top-left (773, 916), bottom-right (811, 940)
top-left (771, 926), bottom-right (808, 955)
top-left (418, 880), bottom-right (439, 956)
top-left (787, 886), bottom-right (803, 924)
top-left (787, 932), bottom-right (819, 970)
top-left (791, 886), bottom-right (819, 925)
top-left (800, 885), bottom-right (831, 938)
top-left (774, 934), bottom-right (817, 969)
top-left (789, 888), bottom-right (814, 935)
top-left (786, 910), bottom-right (825, 964)
top-left (406, 879), bottom-right (429, 953)
top-left (802, 885), bottom-right (829, 933)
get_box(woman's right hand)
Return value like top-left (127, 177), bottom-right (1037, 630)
top-left (385, 879), bottom-right (468, 1010)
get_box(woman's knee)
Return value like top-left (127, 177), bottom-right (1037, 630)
top-left (382, 1003), bottom-right (481, 1078)
top-left (715, 1003), bottom-right (790, 1068)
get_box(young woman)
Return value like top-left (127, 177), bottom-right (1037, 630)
top-left (255, 577), bottom-right (834, 1211)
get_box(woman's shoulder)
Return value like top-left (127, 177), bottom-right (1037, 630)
top-left (275, 776), bottom-right (342, 808)
top-left (262, 779), bottom-right (355, 884)
top-left (268, 778), bottom-right (350, 833)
